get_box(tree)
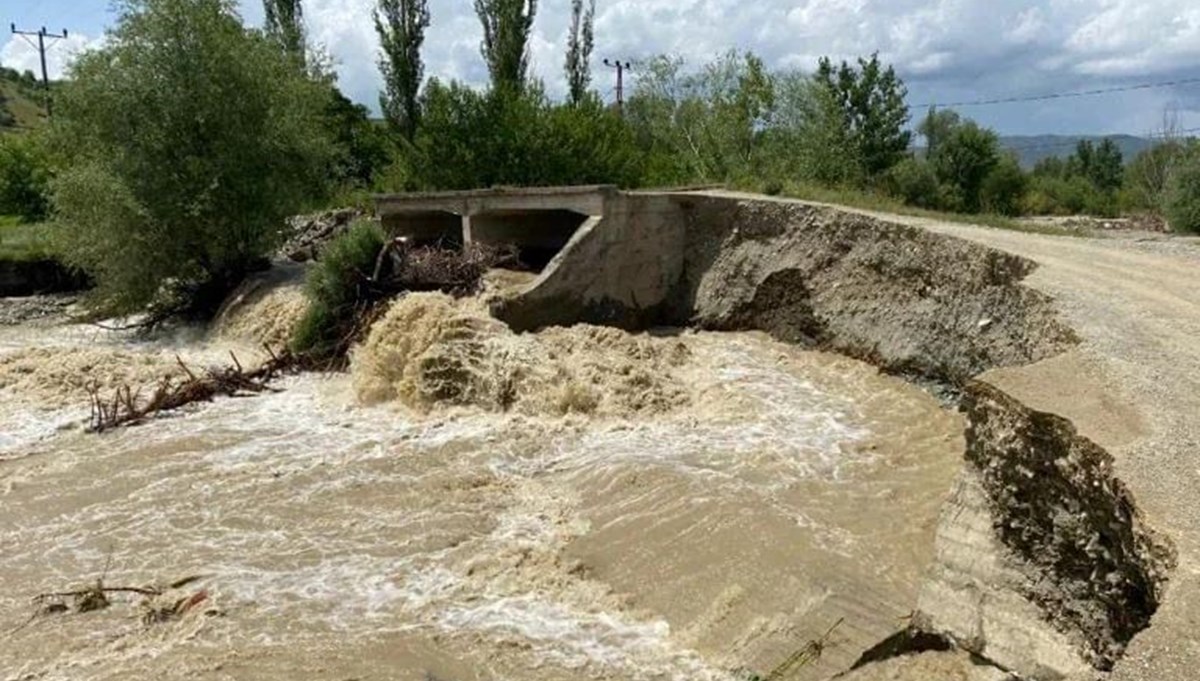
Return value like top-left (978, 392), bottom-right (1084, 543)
top-left (375, 0), bottom-right (429, 140)
top-left (474, 0), bottom-right (537, 91)
top-left (263, 0), bottom-right (305, 64)
top-left (624, 52), bottom-right (774, 185)
top-left (51, 0), bottom-right (335, 317)
top-left (325, 88), bottom-right (391, 187)
top-left (814, 53), bottom-right (911, 179)
top-left (564, 0), bottom-right (594, 105)
top-left (1125, 141), bottom-right (1186, 211)
top-left (980, 153), bottom-right (1027, 216)
top-left (931, 120), bottom-right (999, 213)
top-left (918, 106), bottom-right (960, 159)
top-left (409, 80), bottom-right (643, 190)
top-left (1164, 144), bottom-right (1200, 234)
top-left (0, 133), bottom-right (51, 221)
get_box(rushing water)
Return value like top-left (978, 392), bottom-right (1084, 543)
top-left (0, 304), bottom-right (963, 681)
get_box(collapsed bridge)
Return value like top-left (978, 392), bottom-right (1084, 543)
top-left (375, 185), bottom-right (1176, 681)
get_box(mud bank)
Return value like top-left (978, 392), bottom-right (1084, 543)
top-left (492, 193), bottom-right (1174, 679)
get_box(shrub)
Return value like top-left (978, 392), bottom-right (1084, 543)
top-left (1164, 148), bottom-right (1200, 234)
top-left (980, 154), bottom-right (1027, 216)
top-left (292, 220), bottom-right (386, 357)
top-left (883, 157), bottom-right (940, 209)
top-left (0, 133), bottom-right (51, 222)
top-left (50, 0), bottom-right (336, 317)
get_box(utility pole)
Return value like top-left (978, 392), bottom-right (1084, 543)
top-left (603, 58), bottom-right (631, 115)
top-left (10, 24), bottom-right (69, 118)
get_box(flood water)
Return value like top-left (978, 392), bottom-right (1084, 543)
top-left (0, 300), bottom-right (963, 681)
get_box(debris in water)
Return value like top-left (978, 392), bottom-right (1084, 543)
top-left (86, 348), bottom-right (314, 432)
top-left (749, 618), bottom-right (844, 681)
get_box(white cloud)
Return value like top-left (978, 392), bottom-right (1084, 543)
top-left (0, 31), bottom-right (102, 80)
top-left (12, 0), bottom-right (1200, 134)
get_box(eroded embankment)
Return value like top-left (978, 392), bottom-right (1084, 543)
top-left (496, 195), bottom-right (1175, 678)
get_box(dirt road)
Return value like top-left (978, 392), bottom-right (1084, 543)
top-left (866, 210), bottom-right (1200, 681)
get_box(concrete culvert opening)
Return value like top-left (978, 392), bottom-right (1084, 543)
top-left (381, 210), bottom-right (463, 249)
top-left (469, 209), bottom-right (588, 271)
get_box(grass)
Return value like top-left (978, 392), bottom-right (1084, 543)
top-left (0, 80), bottom-right (47, 131)
top-left (0, 216), bottom-right (57, 262)
top-left (736, 180), bottom-right (1087, 237)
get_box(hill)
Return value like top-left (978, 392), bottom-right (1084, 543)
top-left (0, 67), bottom-right (49, 132)
top-left (998, 134), bottom-right (1155, 169)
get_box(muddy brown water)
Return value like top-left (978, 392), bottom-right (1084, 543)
top-left (0, 316), bottom-right (962, 680)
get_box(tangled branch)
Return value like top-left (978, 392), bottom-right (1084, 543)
top-left (86, 347), bottom-right (318, 433)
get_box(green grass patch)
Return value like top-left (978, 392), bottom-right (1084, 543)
top-left (0, 217), bottom-right (57, 261)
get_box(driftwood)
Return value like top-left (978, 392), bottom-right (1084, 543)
top-left (370, 240), bottom-right (523, 297)
top-left (86, 347), bottom-right (315, 433)
top-left (6, 554), bottom-right (212, 638)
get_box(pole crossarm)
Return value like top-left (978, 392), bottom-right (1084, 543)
top-left (9, 24), bottom-right (69, 119)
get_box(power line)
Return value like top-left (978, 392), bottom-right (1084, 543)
top-left (911, 76), bottom-right (1200, 109)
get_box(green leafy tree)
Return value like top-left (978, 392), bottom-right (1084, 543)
top-left (917, 106), bottom-right (960, 159)
top-left (0, 133), bottom-right (52, 221)
top-left (814, 53), bottom-right (911, 179)
top-left (51, 0), bottom-right (336, 317)
top-left (375, 0), bottom-right (429, 140)
top-left (980, 153), bottom-right (1027, 216)
top-left (325, 87), bottom-right (392, 187)
top-left (931, 120), bottom-right (999, 213)
top-left (410, 81), bottom-right (643, 190)
top-left (263, 0), bottom-right (305, 64)
top-left (625, 52), bottom-right (774, 185)
top-left (474, 0), bottom-right (537, 91)
top-left (1070, 138), bottom-right (1123, 194)
top-left (564, 0), bottom-right (595, 105)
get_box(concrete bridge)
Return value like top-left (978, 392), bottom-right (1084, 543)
top-left (374, 185), bottom-right (686, 329)
top-left (375, 185), bottom-right (616, 270)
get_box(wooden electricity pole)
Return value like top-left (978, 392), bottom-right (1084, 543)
top-left (10, 24), bottom-right (69, 118)
top-left (603, 58), bottom-right (631, 115)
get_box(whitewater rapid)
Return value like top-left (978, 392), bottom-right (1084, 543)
top-left (0, 297), bottom-right (962, 681)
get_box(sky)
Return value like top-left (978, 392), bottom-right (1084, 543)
top-left (3, 0), bottom-right (1200, 136)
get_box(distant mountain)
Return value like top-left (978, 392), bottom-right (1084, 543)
top-left (998, 134), bottom-right (1156, 169)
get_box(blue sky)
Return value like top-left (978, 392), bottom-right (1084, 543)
top-left (4, 0), bottom-right (1200, 137)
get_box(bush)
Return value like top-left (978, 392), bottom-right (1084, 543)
top-left (50, 0), bottom-right (336, 317)
top-left (0, 133), bottom-right (51, 222)
top-left (883, 157), bottom-right (940, 209)
top-left (292, 220), bottom-right (385, 357)
top-left (980, 154), bottom-right (1027, 216)
top-left (1023, 174), bottom-right (1111, 216)
top-left (1164, 148), bottom-right (1200, 234)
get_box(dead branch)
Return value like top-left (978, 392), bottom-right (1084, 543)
top-left (86, 349), bottom-right (317, 433)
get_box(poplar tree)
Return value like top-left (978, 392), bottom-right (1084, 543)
top-left (263, 0), bottom-right (305, 64)
top-left (375, 0), bottom-right (430, 140)
top-left (564, 0), bottom-right (594, 104)
top-left (474, 0), bottom-right (537, 91)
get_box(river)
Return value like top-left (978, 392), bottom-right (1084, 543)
top-left (0, 292), bottom-right (962, 681)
